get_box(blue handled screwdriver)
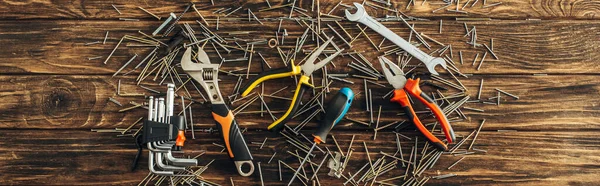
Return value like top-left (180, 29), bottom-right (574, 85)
top-left (287, 87), bottom-right (354, 185)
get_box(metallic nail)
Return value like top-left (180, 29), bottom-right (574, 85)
top-left (113, 54), bottom-right (138, 77)
top-left (477, 79), bottom-right (484, 99)
top-left (363, 141), bottom-right (374, 173)
top-left (331, 135), bottom-right (344, 157)
top-left (468, 119), bottom-right (486, 150)
top-left (462, 107), bottom-right (484, 112)
top-left (88, 56), bottom-right (103, 60)
top-left (477, 52), bottom-right (487, 71)
top-left (268, 152), bottom-right (277, 164)
top-left (278, 161), bottom-right (283, 181)
top-left (103, 36), bottom-right (124, 64)
top-left (111, 4), bottom-right (122, 14)
top-left (432, 173), bottom-right (457, 179)
top-left (138, 7), bottom-right (161, 20)
top-left (258, 162), bottom-right (264, 186)
top-left (495, 88), bottom-right (519, 99)
top-left (374, 105), bottom-right (382, 140)
top-left (108, 97), bottom-right (122, 106)
top-left (369, 89), bottom-right (374, 124)
top-left (260, 137), bottom-right (268, 149)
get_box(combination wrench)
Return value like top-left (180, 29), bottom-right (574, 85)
top-left (345, 3), bottom-right (446, 75)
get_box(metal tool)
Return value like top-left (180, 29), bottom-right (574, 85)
top-left (345, 3), bottom-right (446, 75)
top-left (133, 84), bottom-right (197, 176)
top-left (327, 152), bottom-right (343, 178)
top-left (379, 56), bottom-right (455, 150)
top-left (238, 37), bottom-right (343, 131)
top-left (287, 87), bottom-right (354, 185)
top-left (181, 47), bottom-right (254, 176)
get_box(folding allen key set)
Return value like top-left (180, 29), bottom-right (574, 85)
top-left (133, 84), bottom-right (197, 176)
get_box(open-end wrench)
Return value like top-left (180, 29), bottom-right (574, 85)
top-left (345, 3), bottom-right (446, 75)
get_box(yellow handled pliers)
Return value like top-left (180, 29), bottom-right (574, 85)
top-left (238, 37), bottom-right (343, 131)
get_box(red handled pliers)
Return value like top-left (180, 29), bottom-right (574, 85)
top-left (379, 56), bottom-right (456, 150)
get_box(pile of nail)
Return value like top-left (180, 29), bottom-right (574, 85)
top-left (88, 1), bottom-right (521, 185)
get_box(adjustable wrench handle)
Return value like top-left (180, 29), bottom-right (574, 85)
top-left (211, 103), bottom-right (255, 177)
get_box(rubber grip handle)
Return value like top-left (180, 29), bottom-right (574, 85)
top-left (313, 87), bottom-right (354, 144)
top-left (391, 89), bottom-right (448, 151)
top-left (211, 104), bottom-right (253, 161)
top-left (238, 65), bottom-right (301, 97)
top-left (404, 78), bottom-right (456, 143)
top-left (267, 76), bottom-right (312, 131)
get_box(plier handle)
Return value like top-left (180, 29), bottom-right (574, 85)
top-left (380, 57), bottom-right (456, 151)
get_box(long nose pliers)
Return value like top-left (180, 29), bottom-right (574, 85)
top-left (238, 37), bottom-right (343, 131)
top-left (379, 56), bottom-right (456, 150)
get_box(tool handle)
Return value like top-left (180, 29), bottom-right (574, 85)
top-left (159, 30), bottom-right (188, 56)
top-left (313, 87), bottom-right (354, 144)
top-left (267, 75), bottom-right (312, 131)
top-left (238, 65), bottom-right (302, 97)
top-left (404, 78), bottom-right (456, 143)
top-left (169, 116), bottom-right (186, 148)
top-left (391, 89), bottom-right (448, 151)
top-left (211, 103), bottom-right (255, 176)
top-left (211, 103), bottom-right (253, 161)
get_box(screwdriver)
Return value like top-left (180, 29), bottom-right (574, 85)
top-left (287, 87), bottom-right (354, 185)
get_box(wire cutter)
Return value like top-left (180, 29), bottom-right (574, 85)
top-left (379, 56), bottom-right (456, 151)
top-left (238, 37), bottom-right (343, 131)
top-left (181, 47), bottom-right (254, 176)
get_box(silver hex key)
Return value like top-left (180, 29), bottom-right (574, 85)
top-left (132, 83), bottom-right (197, 176)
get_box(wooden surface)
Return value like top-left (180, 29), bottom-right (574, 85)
top-left (1, 0), bottom-right (599, 185)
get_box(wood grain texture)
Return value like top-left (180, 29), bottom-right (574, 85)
top-left (3, 19), bottom-right (600, 75)
top-left (1, 0), bottom-right (599, 185)
top-left (1, 130), bottom-right (598, 185)
top-left (0, 74), bottom-right (598, 132)
top-left (0, 0), bottom-right (599, 20)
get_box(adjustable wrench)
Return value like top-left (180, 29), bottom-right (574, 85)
top-left (345, 3), bottom-right (446, 75)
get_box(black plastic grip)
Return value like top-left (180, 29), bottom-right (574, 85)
top-left (159, 29), bottom-right (188, 56)
top-left (142, 120), bottom-right (178, 144)
top-left (402, 105), bottom-right (447, 151)
top-left (269, 83), bottom-right (311, 132)
top-left (313, 88), bottom-right (353, 143)
top-left (211, 104), bottom-right (253, 161)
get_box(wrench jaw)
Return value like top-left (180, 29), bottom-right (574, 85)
top-left (344, 3), bottom-right (366, 21)
top-left (425, 58), bottom-right (447, 75)
top-left (181, 47), bottom-right (224, 104)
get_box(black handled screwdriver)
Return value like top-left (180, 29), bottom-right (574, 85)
top-left (287, 87), bottom-right (354, 185)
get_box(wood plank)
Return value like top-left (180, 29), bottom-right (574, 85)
top-left (1, 130), bottom-right (598, 185)
top-left (0, 0), bottom-right (598, 20)
top-left (0, 74), bottom-right (598, 131)
top-left (2, 19), bottom-right (600, 75)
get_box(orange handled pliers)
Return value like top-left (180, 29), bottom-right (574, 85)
top-left (379, 56), bottom-right (456, 151)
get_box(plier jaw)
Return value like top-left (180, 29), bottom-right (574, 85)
top-left (380, 56), bottom-right (456, 151)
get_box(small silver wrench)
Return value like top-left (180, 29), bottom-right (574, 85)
top-left (345, 3), bottom-right (446, 75)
